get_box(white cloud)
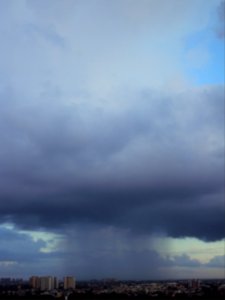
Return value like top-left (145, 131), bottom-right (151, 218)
top-left (0, 261), bottom-right (18, 267)
top-left (154, 237), bottom-right (225, 264)
top-left (0, 0), bottom-right (221, 98)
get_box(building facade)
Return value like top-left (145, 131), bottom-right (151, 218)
top-left (29, 276), bottom-right (58, 291)
top-left (64, 276), bottom-right (76, 290)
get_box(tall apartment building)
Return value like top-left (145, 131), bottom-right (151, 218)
top-left (30, 276), bottom-right (58, 291)
top-left (64, 276), bottom-right (76, 290)
top-left (40, 276), bottom-right (58, 291)
top-left (29, 276), bottom-right (40, 289)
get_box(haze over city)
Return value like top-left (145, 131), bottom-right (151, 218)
top-left (0, 0), bottom-right (224, 281)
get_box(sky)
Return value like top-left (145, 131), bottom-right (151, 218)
top-left (0, 0), bottom-right (224, 280)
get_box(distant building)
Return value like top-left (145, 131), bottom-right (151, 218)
top-left (188, 279), bottom-right (200, 289)
top-left (29, 276), bottom-right (40, 289)
top-left (40, 276), bottom-right (58, 291)
top-left (53, 277), bottom-right (58, 289)
top-left (64, 276), bottom-right (76, 290)
top-left (30, 276), bottom-right (58, 291)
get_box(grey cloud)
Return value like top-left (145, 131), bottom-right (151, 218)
top-left (0, 227), bottom-right (45, 263)
top-left (59, 226), bottom-right (169, 279)
top-left (54, 226), bottom-right (223, 279)
top-left (169, 254), bottom-right (202, 268)
top-left (0, 226), bottom-right (66, 277)
top-left (0, 0), bottom-right (223, 279)
top-left (23, 22), bottom-right (66, 48)
top-left (0, 85), bottom-right (224, 241)
top-left (216, 0), bottom-right (225, 38)
top-left (0, 224), bottom-right (222, 279)
top-left (206, 255), bottom-right (225, 268)
top-left (0, 0), bottom-right (217, 97)
top-left (64, 248), bottom-right (165, 280)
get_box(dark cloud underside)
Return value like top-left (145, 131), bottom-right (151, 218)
top-left (0, 86), bottom-right (224, 241)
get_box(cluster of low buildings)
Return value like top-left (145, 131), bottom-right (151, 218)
top-left (72, 279), bottom-right (225, 298)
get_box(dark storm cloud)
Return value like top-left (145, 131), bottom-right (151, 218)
top-left (0, 85), bottom-right (224, 241)
top-left (58, 226), bottom-right (203, 279)
top-left (64, 245), bottom-right (166, 280)
top-left (70, 250), bottom-right (203, 280)
top-left (0, 0), bottom-right (223, 280)
top-left (0, 225), bottom-right (222, 279)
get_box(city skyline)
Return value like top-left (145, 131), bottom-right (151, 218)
top-left (0, 0), bottom-right (224, 280)
top-left (1, 276), bottom-right (225, 299)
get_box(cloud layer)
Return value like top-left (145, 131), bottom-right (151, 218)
top-left (0, 85), bottom-right (224, 241)
top-left (0, 0), bottom-right (224, 279)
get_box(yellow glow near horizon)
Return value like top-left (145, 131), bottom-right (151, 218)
top-left (152, 237), bottom-right (225, 263)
